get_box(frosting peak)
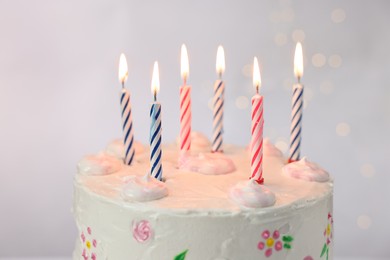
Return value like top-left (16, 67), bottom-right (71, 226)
top-left (77, 154), bottom-right (122, 176)
top-left (229, 179), bottom-right (276, 208)
top-left (121, 173), bottom-right (168, 202)
top-left (283, 157), bottom-right (330, 182)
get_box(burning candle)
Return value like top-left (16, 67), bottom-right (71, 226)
top-left (118, 53), bottom-right (135, 165)
top-left (289, 42), bottom-right (304, 163)
top-left (150, 61), bottom-right (163, 180)
top-left (179, 44), bottom-right (192, 152)
top-left (212, 45), bottom-right (225, 152)
top-left (250, 57), bottom-right (264, 184)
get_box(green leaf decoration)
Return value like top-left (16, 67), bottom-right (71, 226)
top-left (320, 243), bottom-right (327, 257)
top-left (174, 249), bottom-right (188, 260)
top-left (283, 243), bottom-right (292, 249)
top-left (282, 235), bottom-right (294, 242)
top-left (326, 247), bottom-right (329, 260)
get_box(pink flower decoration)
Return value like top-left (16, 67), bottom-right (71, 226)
top-left (93, 239), bottom-right (97, 248)
top-left (258, 242), bottom-right (265, 250)
top-left (273, 230), bottom-right (280, 239)
top-left (265, 248), bottom-right (272, 257)
top-left (91, 253), bottom-right (96, 260)
top-left (81, 232), bottom-right (85, 242)
top-left (262, 230), bottom-right (270, 239)
top-left (304, 256), bottom-right (314, 260)
top-left (132, 220), bottom-right (153, 243)
top-left (275, 241), bottom-right (283, 251)
top-left (87, 227), bottom-right (92, 235)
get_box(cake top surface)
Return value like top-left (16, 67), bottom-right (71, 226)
top-left (75, 136), bottom-right (333, 214)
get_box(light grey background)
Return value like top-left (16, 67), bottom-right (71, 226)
top-left (0, 0), bottom-right (389, 258)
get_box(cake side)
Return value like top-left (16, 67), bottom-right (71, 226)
top-left (72, 142), bottom-right (333, 260)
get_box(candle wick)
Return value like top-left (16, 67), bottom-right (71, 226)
top-left (256, 85), bottom-right (259, 94)
top-left (297, 76), bottom-right (301, 84)
top-left (183, 77), bottom-right (187, 86)
top-left (122, 81), bottom-right (125, 89)
top-left (218, 72), bottom-right (222, 80)
top-left (154, 90), bottom-right (157, 102)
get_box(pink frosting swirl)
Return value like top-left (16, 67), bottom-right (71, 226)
top-left (132, 220), bottom-right (153, 243)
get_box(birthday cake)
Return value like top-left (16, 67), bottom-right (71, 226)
top-left (72, 133), bottom-right (333, 260)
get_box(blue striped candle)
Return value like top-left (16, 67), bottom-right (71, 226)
top-left (150, 61), bottom-right (163, 181)
top-left (289, 42), bottom-right (304, 163)
top-left (289, 84), bottom-right (303, 162)
top-left (120, 89), bottom-right (135, 165)
top-left (150, 102), bottom-right (162, 180)
top-left (118, 54), bottom-right (135, 165)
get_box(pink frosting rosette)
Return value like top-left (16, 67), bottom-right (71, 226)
top-left (132, 220), bottom-right (153, 243)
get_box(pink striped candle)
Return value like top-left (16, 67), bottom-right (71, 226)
top-left (250, 57), bottom-right (264, 184)
top-left (179, 44), bottom-right (192, 151)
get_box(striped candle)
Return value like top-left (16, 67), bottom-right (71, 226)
top-left (212, 80), bottom-right (224, 152)
top-left (150, 102), bottom-right (162, 180)
top-left (118, 53), bottom-right (135, 165)
top-left (250, 57), bottom-right (264, 184)
top-left (180, 85), bottom-right (191, 151)
top-left (212, 45), bottom-right (225, 152)
top-left (289, 42), bottom-right (304, 163)
top-left (179, 44), bottom-right (191, 151)
top-left (150, 61), bottom-right (163, 181)
top-left (120, 89), bottom-right (135, 165)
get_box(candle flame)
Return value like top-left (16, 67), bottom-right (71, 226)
top-left (151, 61), bottom-right (160, 96)
top-left (216, 45), bottom-right (225, 76)
top-left (118, 53), bottom-right (128, 84)
top-left (253, 57), bottom-right (261, 92)
top-left (181, 44), bottom-right (189, 82)
top-left (294, 42), bottom-right (304, 79)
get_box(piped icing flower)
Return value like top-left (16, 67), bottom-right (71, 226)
top-left (178, 152), bottom-right (236, 175)
top-left (257, 229), bottom-right (293, 257)
top-left (283, 157), bottom-right (330, 182)
top-left (229, 179), bottom-right (276, 208)
top-left (176, 132), bottom-right (211, 152)
top-left (320, 212), bottom-right (333, 260)
top-left (105, 139), bottom-right (146, 160)
top-left (77, 154), bottom-right (122, 176)
top-left (121, 172), bottom-right (168, 202)
top-left (132, 220), bottom-right (153, 243)
top-left (80, 227), bottom-right (102, 260)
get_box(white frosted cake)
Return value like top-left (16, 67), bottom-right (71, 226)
top-left (73, 133), bottom-right (333, 260)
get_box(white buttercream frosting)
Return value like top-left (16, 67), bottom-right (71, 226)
top-left (105, 139), bottom-right (146, 160)
top-left (178, 152), bottom-right (236, 175)
top-left (229, 179), bottom-right (276, 208)
top-left (77, 153), bottom-right (122, 176)
top-left (283, 157), bottom-right (330, 182)
top-left (121, 173), bottom-right (168, 202)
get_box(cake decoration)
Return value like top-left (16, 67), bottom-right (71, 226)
top-left (229, 179), bottom-right (276, 208)
top-left (179, 44), bottom-right (192, 152)
top-left (250, 57), bottom-right (265, 184)
top-left (178, 152), bottom-right (236, 175)
top-left (320, 212), bottom-right (333, 260)
top-left (121, 172), bottom-right (168, 202)
top-left (283, 157), bottom-right (330, 182)
top-left (132, 220), bottom-right (153, 243)
top-left (118, 54), bottom-right (136, 165)
top-left (257, 229), bottom-right (293, 257)
top-left (79, 227), bottom-right (104, 260)
top-left (173, 249), bottom-right (188, 260)
top-left (212, 45), bottom-right (225, 152)
top-left (289, 42), bottom-right (304, 163)
top-left (77, 154), bottom-right (122, 176)
top-left (150, 61), bottom-right (163, 181)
